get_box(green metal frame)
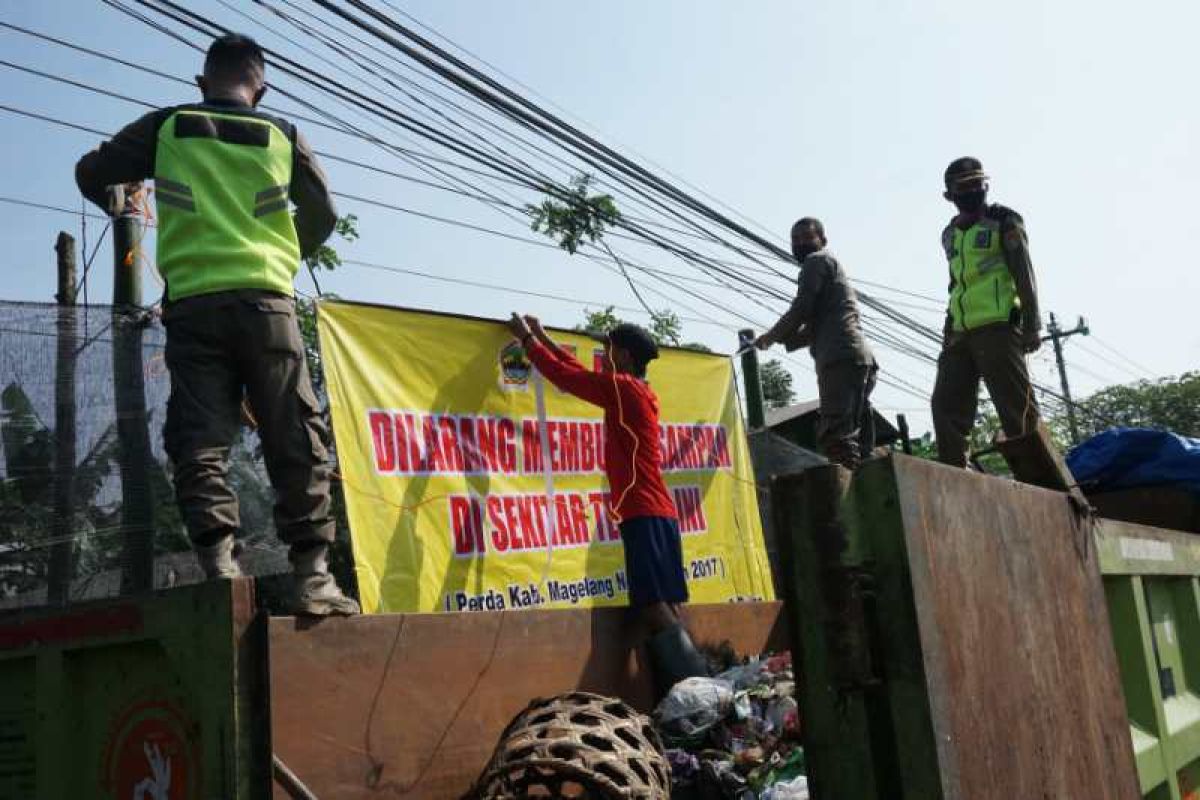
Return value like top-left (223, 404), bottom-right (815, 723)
top-left (776, 456), bottom-right (1184, 799)
top-left (0, 580), bottom-right (266, 799)
top-left (1097, 522), bottom-right (1200, 800)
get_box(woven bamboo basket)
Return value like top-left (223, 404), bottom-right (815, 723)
top-left (470, 692), bottom-right (670, 799)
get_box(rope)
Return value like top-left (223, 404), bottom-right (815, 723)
top-left (532, 370), bottom-right (557, 583)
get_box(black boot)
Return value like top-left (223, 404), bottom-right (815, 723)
top-left (646, 624), bottom-right (709, 699)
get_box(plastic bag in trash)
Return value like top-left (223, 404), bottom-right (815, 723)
top-left (766, 696), bottom-right (799, 734)
top-left (760, 775), bottom-right (809, 800)
top-left (732, 691), bottom-right (754, 720)
top-left (654, 677), bottom-right (735, 741)
top-left (716, 660), bottom-right (770, 691)
top-left (699, 759), bottom-right (756, 800)
top-left (666, 748), bottom-right (701, 785)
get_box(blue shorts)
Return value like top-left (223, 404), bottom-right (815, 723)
top-left (620, 516), bottom-right (689, 608)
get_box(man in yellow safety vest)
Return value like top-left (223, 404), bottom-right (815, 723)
top-left (931, 157), bottom-right (1043, 468)
top-left (75, 33), bottom-right (358, 614)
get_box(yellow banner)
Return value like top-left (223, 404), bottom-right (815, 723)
top-left (318, 301), bottom-right (774, 613)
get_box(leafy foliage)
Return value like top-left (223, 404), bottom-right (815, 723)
top-left (304, 214), bottom-right (359, 272)
top-left (528, 175), bottom-right (620, 255)
top-left (760, 359), bottom-right (796, 409)
top-left (532, 176), bottom-right (713, 354)
top-left (576, 306), bottom-right (712, 353)
top-left (1075, 371), bottom-right (1200, 439)
top-left (907, 431), bottom-right (937, 460)
top-left (647, 309), bottom-right (682, 348)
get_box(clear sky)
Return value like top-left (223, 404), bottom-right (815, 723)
top-left (2, 0), bottom-right (1197, 435)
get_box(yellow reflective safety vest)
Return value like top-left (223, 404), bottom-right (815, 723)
top-left (942, 207), bottom-right (1020, 332)
top-left (154, 106), bottom-right (300, 301)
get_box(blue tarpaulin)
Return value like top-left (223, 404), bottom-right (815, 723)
top-left (1066, 428), bottom-right (1200, 494)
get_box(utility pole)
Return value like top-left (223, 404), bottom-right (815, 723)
top-left (897, 414), bottom-right (912, 455)
top-left (48, 232), bottom-right (78, 605)
top-left (1043, 312), bottom-right (1090, 446)
top-left (738, 329), bottom-right (765, 429)
top-left (110, 186), bottom-right (155, 594)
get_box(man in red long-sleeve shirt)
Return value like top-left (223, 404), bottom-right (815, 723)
top-left (506, 313), bottom-right (708, 695)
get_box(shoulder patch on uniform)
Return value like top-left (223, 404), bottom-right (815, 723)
top-left (986, 203), bottom-right (1024, 227)
top-left (941, 225), bottom-right (955, 257)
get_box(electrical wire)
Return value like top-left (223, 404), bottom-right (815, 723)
top-left (1, 14), bottom-right (924, 321)
top-left (13, 6), bottom-right (1091, 420)
top-left (1087, 335), bottom-right (1159, 381)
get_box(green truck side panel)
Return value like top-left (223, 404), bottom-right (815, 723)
top-left (776, 467), bottom-right (882, 798)
top-left (5, 458), bottom-right (1198, 799)
top-left (778, 455), bottom-right (1177, 799)
top-left (1096, 523), bottom-right (1200, 800)
top-left (0, 580), bottom-right (265, 800)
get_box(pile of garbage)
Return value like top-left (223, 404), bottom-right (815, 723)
top-left (653, 652), bottom-right (806, 799)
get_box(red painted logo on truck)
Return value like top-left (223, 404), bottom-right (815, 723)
top-left (101, 698), bottom-right (200, 799)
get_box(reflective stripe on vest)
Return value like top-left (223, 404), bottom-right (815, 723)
top-left (154, 109), bottom-right (299, 301)
top-left (946, 217), bottom-right (1020, 331)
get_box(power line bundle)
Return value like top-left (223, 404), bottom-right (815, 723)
top-left (0, 2), bottom-right (1136, 424)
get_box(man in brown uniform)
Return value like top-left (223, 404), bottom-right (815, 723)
top-left (75, 33), bottom-right (358, 614)
top-left (756, 217), bottom-right (878, 469)
top-left (931, 157), bottom-right (1042, 468)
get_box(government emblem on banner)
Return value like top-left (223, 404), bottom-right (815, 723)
top-left (499, 340), bottom-right (531, 391)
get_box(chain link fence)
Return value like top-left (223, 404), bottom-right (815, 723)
top-left (0, 300), bottom-right (294, 610)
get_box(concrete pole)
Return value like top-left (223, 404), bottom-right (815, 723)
top-left (111, 187), bottom-right (155, 593)
top-left (48, 232), bottom-right (78, 605)
top-left (739, 329), bottom-right (765, 429)
top-left (1043, 312), bottom-right (1090, 446)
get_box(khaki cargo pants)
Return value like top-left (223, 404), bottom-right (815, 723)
top-left (816, 361), bottom-right (878, 469)
top-left (931, 322), bottom-right (1040, 468)
top-left (162, 290), bottom-right (334, 549)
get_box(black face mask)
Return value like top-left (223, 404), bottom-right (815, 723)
top-left (954, 190), bottom-right (987, 214)
top-left (793, 242), bottom-right (822, 261)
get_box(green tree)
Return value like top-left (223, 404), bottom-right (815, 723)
top-left (1073, 371), bottom-right (1200, 439)
top-left (296, 214), bottom-right (359, 390)
top-left (578, 306), bottom-right (621, 337)
top-left (528, 174), bottom-right (620, 255)
top-left (576, 306), bottom-right (712, 353)
top-left (530, 172), bottom-right (677, 332)
top-left (760, 359), bottom-right (796, 409)
top-left (647, 309), bottom-right (682, 347)
top-left (908, 431), bottom-right (937, 461)
top-left (305, 214), bottom-right (359, 272)
top-left (530, 173), bottom-right (717, 356)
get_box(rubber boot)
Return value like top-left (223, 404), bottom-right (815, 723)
top-left (290, 543), bottom-right (360, 616)
top-left (194, 534), bottom-right (243, 580)
top-left (646, 624), bottom-right (709, 699)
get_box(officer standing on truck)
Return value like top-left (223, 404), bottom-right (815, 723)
top-left (75, 33), bottom-right (359, 615)
top-left (756, 217), bottom-right (879, 469)
top-left (930, 157), bottom-right (1043, 468)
